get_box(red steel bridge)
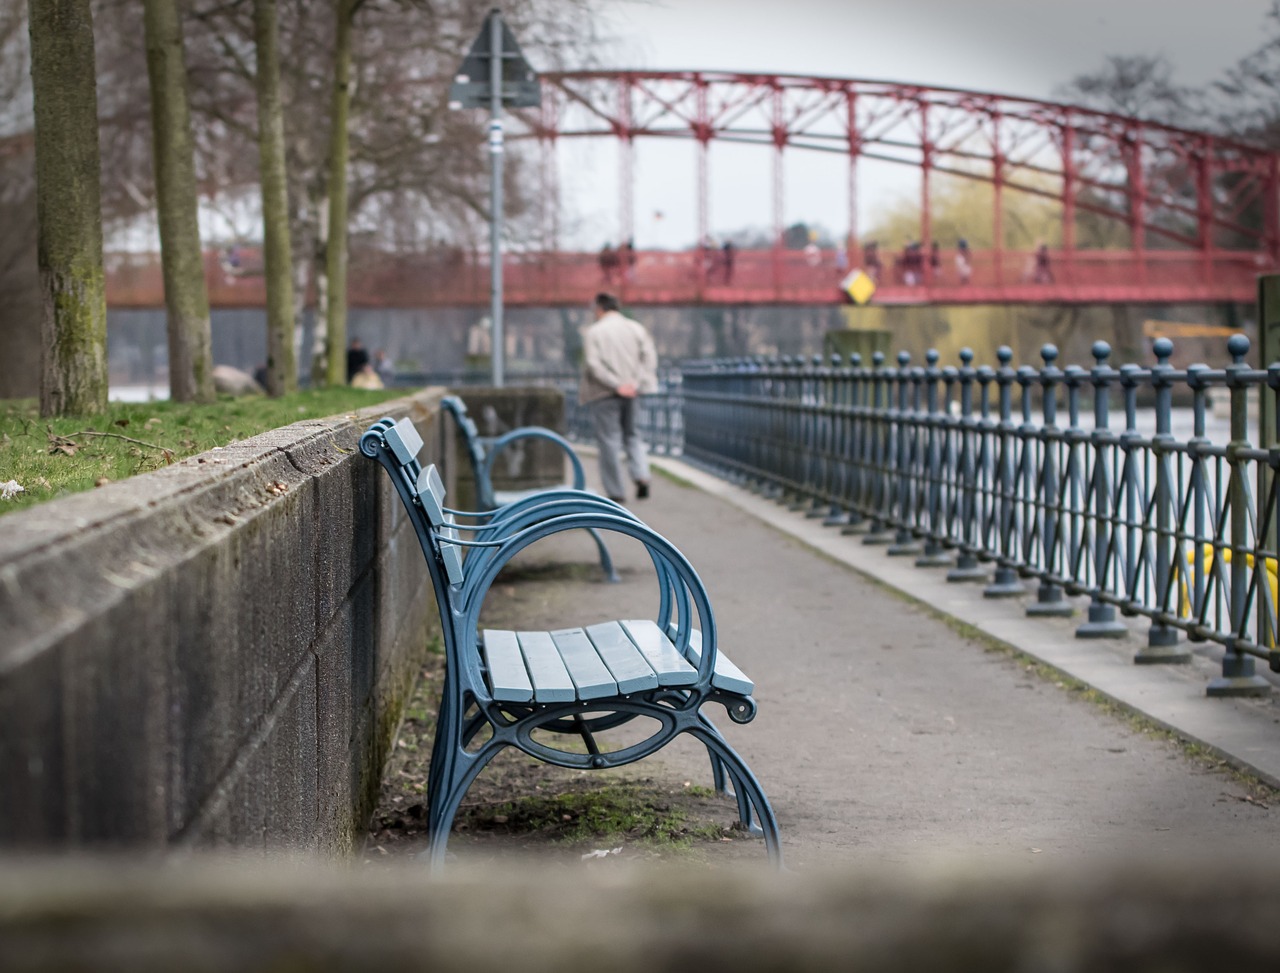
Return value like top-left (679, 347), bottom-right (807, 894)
top-left (105, 71), bottom-right (1280, 309)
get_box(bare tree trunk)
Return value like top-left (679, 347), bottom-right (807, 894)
top-left (143, 0), bottom-right (214, 403)
top-left (253, 0), bottom-right (296, 396)
top-left (310, 209), bottom-right (329, 387)
top-left (322, 0), bottom-right (356, 388)
top-left (28, 0), bottom-right (108, 417)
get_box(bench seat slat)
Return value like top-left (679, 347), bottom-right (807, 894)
top-left (584, 622), bottom-right (659, 694)
top-left (515, 631), bottom-right (576, 703)
top-left (482, 630), bottom-right (533, 702)
top-left (550, 628), bottom-right (618, 699)
top-left (619, 620), bottom-right (698, 687)
top-left (679, 626), bottom-right (754, 696)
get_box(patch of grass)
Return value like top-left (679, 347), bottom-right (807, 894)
top-left (652, 464), bottom-right (695, 490)
top-left (464, 781), bottom-right (729, 849)
top-left (0, 387), bottom-right (404, 517)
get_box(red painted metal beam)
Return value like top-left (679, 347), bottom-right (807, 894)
top-left (105, 246), bottom-right (1271, 310)
top-left (518, 70), bottom-right (1280, 268)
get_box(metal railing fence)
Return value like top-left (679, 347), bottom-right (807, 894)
top-left (680, 336), bottom-right (1280, 698)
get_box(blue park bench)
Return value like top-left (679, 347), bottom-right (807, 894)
top-left (361, 416), bottom-right (782, 868)
top-left (441, 394), bottom-right (618, 581)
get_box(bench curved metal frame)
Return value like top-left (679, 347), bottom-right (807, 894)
top-left (361, 416), bottom-right (781, 869)
top-left (441, 394), bottom-right (618, 581)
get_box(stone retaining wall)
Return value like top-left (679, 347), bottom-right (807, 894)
top-left (0, 389), bottom-right (451, 853)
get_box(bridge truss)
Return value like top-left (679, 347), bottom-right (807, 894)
top-left (104, 71), bottom-right (1280, 308)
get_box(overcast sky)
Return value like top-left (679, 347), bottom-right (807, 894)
top-left (597, 0), bottom-right (1273, 100)
top-left (555, 0), bottom-right (1276, 248)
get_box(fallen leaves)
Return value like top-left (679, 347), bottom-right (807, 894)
top-left (47, 432), bottom-right (79, 456)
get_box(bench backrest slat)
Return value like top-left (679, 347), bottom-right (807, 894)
top-left (414, 464), bottom-right (447, 526)
top-left (366, 418), bottom-right (464, 587)
top-left (384, 417), bottom-right (424, 468)
top-left (441, 396), bottom-right (489, 483)
top-left (438, 514), bottom-right (465, 586)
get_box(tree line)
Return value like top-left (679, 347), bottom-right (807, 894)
top-left (10, 0), bottom-right (599, 416)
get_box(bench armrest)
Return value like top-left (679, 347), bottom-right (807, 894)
top-left (480, 428), bottom-right (587, 491)
top-left (457, 512), bottom-right (717, 687)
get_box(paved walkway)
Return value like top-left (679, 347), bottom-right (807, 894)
top-left (487, 448), bottom-right (1275, 871)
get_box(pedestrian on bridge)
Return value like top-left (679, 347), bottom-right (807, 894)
top-left (579, 292), bottom-right (658, 503)
top-left (955, 238), bottom-right (972, 284)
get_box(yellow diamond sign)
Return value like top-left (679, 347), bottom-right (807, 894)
top-left (841, 269), bottom-right (876, 305)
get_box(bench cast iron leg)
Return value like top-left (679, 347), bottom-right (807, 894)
top-left (421, 741), bottom-right (506, 871)
top-left (687, 725), bottom-right (783, 869)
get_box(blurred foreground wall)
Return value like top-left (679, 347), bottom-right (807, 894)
top-left (1, 856), bottom-right (1279, 972)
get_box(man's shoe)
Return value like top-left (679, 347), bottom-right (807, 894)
top-left (607, 495), bottom-right (627, 504)
top-left (635, 481), bottom-right (650, 500)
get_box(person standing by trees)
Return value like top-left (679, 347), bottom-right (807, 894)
top-left (579, 292), bottom-right (658, 504)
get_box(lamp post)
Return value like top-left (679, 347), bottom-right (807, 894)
top-left (450, 8), bottom-right (540, 387)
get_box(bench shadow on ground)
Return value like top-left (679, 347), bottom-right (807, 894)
top-left (364, 534), bottom-right (769, 870)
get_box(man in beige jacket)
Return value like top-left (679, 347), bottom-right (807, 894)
top-left (579, 292), bottom-right (659, 502)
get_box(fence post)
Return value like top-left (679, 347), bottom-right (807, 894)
top-left (1268, 361), bottom-right (1280, 670)
top-left (916, 349), bottom-right (954, 567)
top-left (823, 354), bottom-right (851, 526)
top-left (806, 355), bottom-right (834, 518)
top-left (985, 346), bottom-right (1027, 597)
top-left (841, 353), bottom-right (870, 534)
top-left (862, 351), bottom-right (897, 545)
top-left (1136, 337), bottom-right (1192, 662)
top-left (888, 351), bottom-right (925, 556)
top-left (1076, 341), bottom-right (1129, 639)
top-left (762, 355), bottom-right (786, 500)
top-left (1026, 345), bottom-right (1074, 617)
top-left (948, 348), bottom-right (988, 582)
top-left (1206, 334), bottom-right (1271, 696)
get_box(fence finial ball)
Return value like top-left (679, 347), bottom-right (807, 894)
top-left (1041, 344), bottom-right (1059, 364)
top-left (1092, 340), bottom-right (1111, 363)
top-left (1228, 333), bottom-right (1250, 362)
top-left (997, 346), bottom-right (1013, 365)
top-left (1153, 337), bottom-right (1174, 363)
top-left (850, 353), bottom-right (862, 367)
top-left (959, 347), bottom-right (974, 366)
top-left (897, 350), bottom-right (911, 366)
top-left (926, 348), bottom-right (939, 366)
top-left (872, 351), bottom-right (885, 366)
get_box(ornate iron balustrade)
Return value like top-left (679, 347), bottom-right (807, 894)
top-left (680, 337), bottom-right (1280, 698)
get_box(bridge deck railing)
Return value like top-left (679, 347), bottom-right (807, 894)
top-left (679, 336), bottom-right (1280, 698)
top-left (103, 247), bottom-right (1270, 308)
